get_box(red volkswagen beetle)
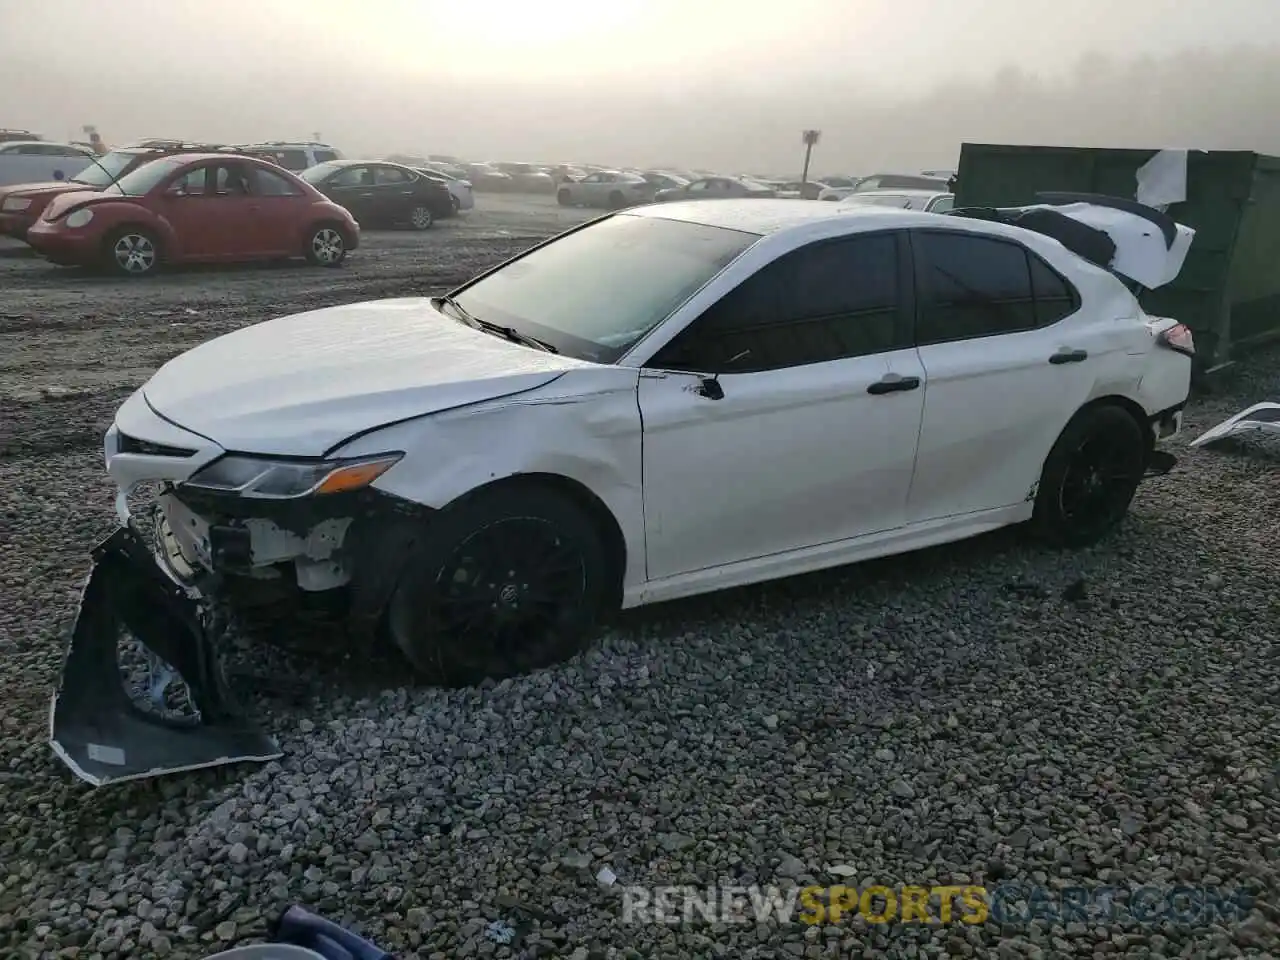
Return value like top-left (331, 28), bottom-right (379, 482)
top-left (26, 153), bottom-right (359, 276)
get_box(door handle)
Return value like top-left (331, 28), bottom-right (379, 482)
top-left (867, 374), bottom-right (921, 395)
top-left (358, 192), bottom-right (374, 198)
top-left (1048, 348), bottom-right (1088, 364)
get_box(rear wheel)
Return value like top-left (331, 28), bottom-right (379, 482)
top-left (305, 224), bottom-right (347, 266)
top-left (104, 228), bottom-right (160, 277)
top-left (450, 194), bottom-right (461, 215)
top-left (409, 205), bottom-right (434, 230)
top-left (557, 188), bottom-right (572, 206)
top-left (1031, 404), bottom-right (1147, 547)
top-left (609, 190), bottom-right (625, 208)
top-left (387, 485), bottom-right (615, 686)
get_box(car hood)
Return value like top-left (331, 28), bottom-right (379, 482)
top-left (0, 180), bottom-right (97, 200)
top-left (141, 297), bottom-right (596, 457)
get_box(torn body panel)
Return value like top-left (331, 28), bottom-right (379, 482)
top-left (338, 367), bottom-right (647, 602)
top-left (50, 525), bottom-right (281, 787)
top-left (1190, 402), bottom-right (1280, 449)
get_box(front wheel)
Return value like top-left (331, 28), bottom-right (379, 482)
top-left (557, 188), bottom-right (573, 206)
top-left (305, 224), bottom-right (347, 266)
top-left (387, 485), bottom-right (615, 686)
top-left (1031, 404), bottom-right (1147, 547)
top-left (104, 228), bottom-right (160, 277)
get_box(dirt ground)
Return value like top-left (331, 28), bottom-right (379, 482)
top-left (0, 194), bottom-right (594, 460)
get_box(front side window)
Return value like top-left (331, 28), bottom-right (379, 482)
top-left (374, 166), bottom-right (409, 185)
top-left (914, 232), bottom-right (1043, 343)
top-left (927, 195), bottom-right (955, 213)
top-left (450, 213), bottom-right (757, 363)
top-left (114, 156), bottom-right (189, 196)
top-left (651, 232), bottom-right (902, 373)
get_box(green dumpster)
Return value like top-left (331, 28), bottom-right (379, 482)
top-left (954, 143), bottom-right (1280, 374)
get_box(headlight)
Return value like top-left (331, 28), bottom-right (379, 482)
top-left (64, 208), bottom-right (94, 228)
top-left (1, 196), bottom-right (32, 212)
top-left (184, 452), bottom-right (402, 499)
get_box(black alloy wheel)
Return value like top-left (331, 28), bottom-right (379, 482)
top-left (1033, 404), bottom-right (1147, 547)
top-left (387, 485), bottom-right (614, 685)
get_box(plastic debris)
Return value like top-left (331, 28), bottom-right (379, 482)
top-left (485, 920), bottom-right (517, 945)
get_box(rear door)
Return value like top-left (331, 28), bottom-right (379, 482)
top-left (372, 164), bottom-right (415, 223)
top-left (904, 228), bottom-right (1099, 522)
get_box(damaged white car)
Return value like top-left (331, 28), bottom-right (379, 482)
top-left (54, 193), bottom-right (1199, 784)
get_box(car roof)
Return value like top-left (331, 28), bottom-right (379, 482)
top-left (626, 199), bottom-right (938, 234)
top-left (0, 140), bottom-right (80, 150)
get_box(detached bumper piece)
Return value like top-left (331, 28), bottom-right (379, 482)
top-left (1190, 401), bottom-right (1280, 451)
top-left (50, 524), bottom-right (281, 787)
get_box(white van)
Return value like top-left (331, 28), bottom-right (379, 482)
top-left (0, 141), bottom-right (95, 187)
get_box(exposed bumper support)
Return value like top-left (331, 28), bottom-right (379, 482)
top-left (49, 524), bottom-right (280, 787)
top-left (1190, 401), bottom-right (1280, 449)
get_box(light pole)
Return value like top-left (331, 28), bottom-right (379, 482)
top-left (801, 129), bottom-right (821, 186)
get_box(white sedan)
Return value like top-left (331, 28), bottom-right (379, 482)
top-left (556, 169), bottom-right (656, 208)
top-left (53, 197), bottom-right (1197, 783)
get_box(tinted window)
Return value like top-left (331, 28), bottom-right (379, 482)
top-left (327, 166), bottom-right (369, 187)
top-left (914, 232), bottom-right (1038, 343)
top-left (313, 150), bottom-right (338, 163)
top-left (1029, 253), bottom-right (1078, 325)
top-left (273, 149), bottom-right (308, 170)
top-left (452, 214), bottom-right (756, 363)
top-left (652, 233), bottom-right (901, 373)
top-left (256, 168), bottom-right (301, 196)
top-left (374, 166), bottom-right (409, 185)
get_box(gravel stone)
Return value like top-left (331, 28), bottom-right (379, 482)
top-left (0, 212), bottom-right (1277, 959)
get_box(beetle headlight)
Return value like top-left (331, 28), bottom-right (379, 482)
top-left (184, 452), bottom-right (402, 499)
top-left (2, 196), bottom-right (32, 212)
top-left (65, 208), bottom-right (94, 228)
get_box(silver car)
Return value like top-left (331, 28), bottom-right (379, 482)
top-left (838, 189), bottom-right (955, 212)
top-left (556, 170), bottom-right (656, 209)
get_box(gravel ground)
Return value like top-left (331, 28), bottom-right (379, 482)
top-left (1, 195), bottom-right (1278, 960)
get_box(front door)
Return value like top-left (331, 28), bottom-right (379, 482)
top-left (904, 228), bottom-right (1103, 522)
top-left (325, 165), bottom-right (376, 224)
top-left (159, 162), bottom-right (262, 260)
top-left (638, 230), bottom-right (926, 580)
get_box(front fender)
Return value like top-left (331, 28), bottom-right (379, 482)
top-left (335, 369), bottom-right (646, 588)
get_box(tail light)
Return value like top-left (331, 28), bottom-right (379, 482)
top-left (1158, 323), bottom-right (1195, 357)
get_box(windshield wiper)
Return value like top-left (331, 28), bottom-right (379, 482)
top-left (434, 295), bottom-right (559, 354)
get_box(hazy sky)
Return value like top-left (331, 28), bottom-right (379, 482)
top-left (1, 0), bottom-right (1277, 173)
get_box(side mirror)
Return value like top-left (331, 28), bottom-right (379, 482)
top-left (696, 377), bottom-right (724, 401)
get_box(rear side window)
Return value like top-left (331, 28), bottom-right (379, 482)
top-left (653, 232), bottom-right (902, 373)
top-left (913, 232), bottom-right (1079, 344)
top-left (274, 150), bottom-right (308, 170)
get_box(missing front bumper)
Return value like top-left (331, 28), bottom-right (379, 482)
top-left (49, 524), bottom-right (280, 787)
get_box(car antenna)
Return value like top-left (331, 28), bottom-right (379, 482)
top-left (696, 349), bottom-right (751, 400)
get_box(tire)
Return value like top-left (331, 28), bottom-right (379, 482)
top-left (1031, 404), bottom-right (1147, 547)
top-left (387, 484), bottom-right (615, 686)
top-left (557, 188), bottom-right (572, 207)
top-left (305, 223), bottom-right (347, 267)
top-left (609, 190), bottom-right (625, 209)
top-left (449, 194), bottom-right (460, 216)
top-left (104, 227), bottom-right (160, 277)
top-left (409, 205), bottom-right (434, 230)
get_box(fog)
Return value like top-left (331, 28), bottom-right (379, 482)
top-left (3, 0), bottom-right (1279, 174)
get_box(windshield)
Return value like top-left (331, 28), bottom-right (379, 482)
top-left (298, 161), bottom-right (344, 183)
top-left (69, 151), bottom-right (139, 186)
top-left (451, 214), bottom-right (757, 363)
top-left (111, 156), bottom-right (188, 196)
